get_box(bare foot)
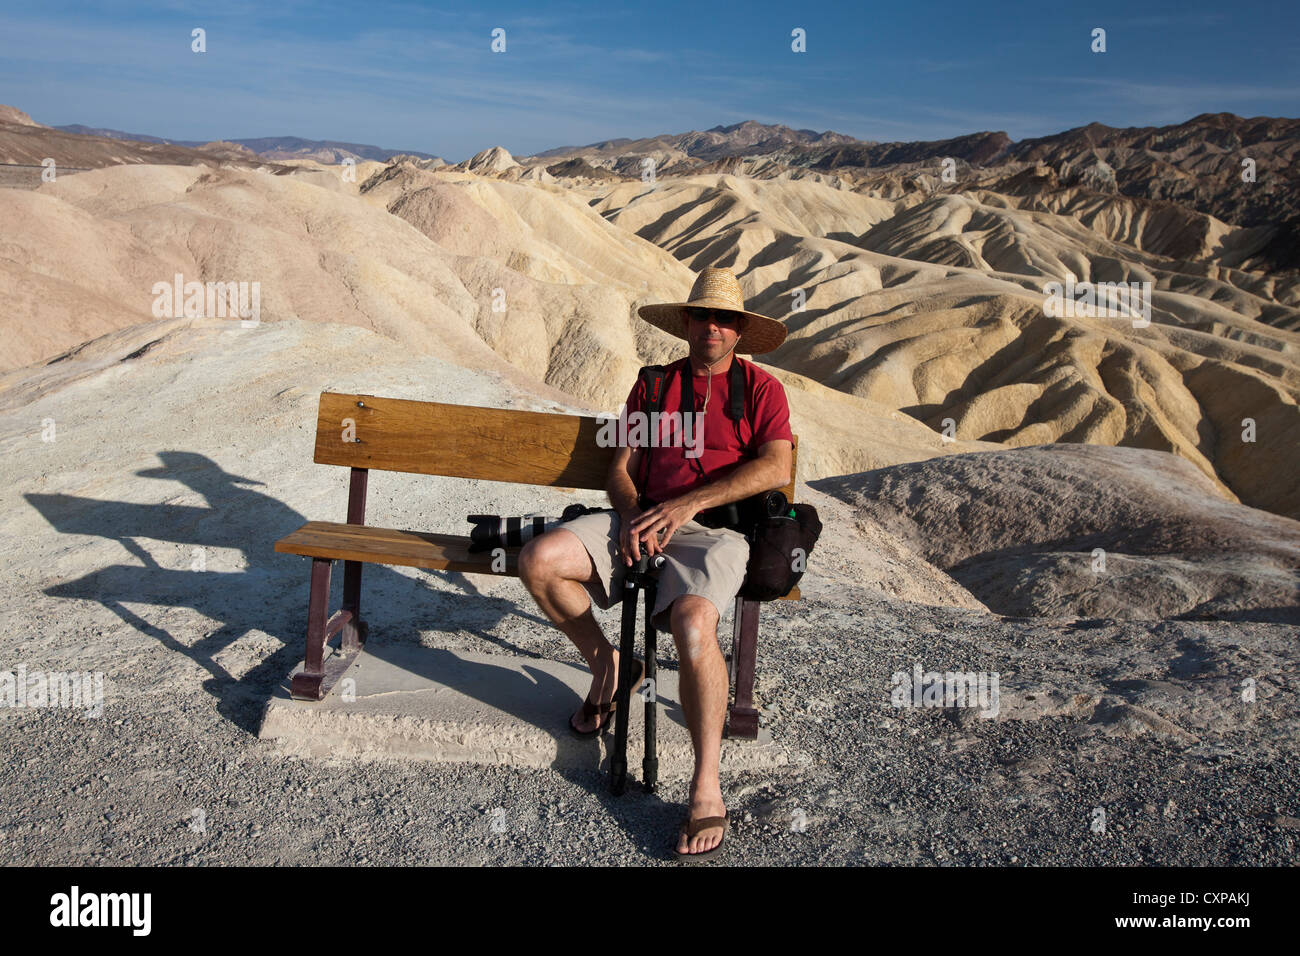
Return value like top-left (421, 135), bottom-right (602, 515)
top-left (676, 780), bottom-right (727, 855)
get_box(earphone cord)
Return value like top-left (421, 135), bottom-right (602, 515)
top-left (685, 338), bottom-right (740, 481)
top-left (700, 338), bottom-right (738, 414)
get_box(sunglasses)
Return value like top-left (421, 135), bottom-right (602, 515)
top-left (688, 309), bottom-right (743, 327)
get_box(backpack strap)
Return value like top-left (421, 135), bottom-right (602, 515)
top-left (728, 356), bottom-right (759, 456)
top-left (727, 356), bottom-right (745, 423)
top-left (635, 362), bottom-right (671, 494)
top-left (679, 357), bottom-right (696, 474)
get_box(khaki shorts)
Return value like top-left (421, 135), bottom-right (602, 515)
top-left (556, 509), bottom-right (750, 633)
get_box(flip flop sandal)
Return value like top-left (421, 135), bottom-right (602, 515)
top-left (567, 659), bottom-right (645, 738)
top-left (673, 810), bottom-right (728, 862)
top-left (568, 697), bottom-right (615, 738)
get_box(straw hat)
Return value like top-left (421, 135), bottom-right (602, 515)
top-left (638, 267), bottom-right (787, 354)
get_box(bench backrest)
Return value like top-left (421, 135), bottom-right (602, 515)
top-left (313, 392), bottom-right (797, 501)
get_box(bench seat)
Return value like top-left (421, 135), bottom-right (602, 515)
top-left (275, 519), bottom-right (799, 598)
top-left (275, 520), bottom-right (520, 574)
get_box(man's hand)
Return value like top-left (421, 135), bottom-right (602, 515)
top-left (616, 507), bottom-right (642, 566)
top-left (621, 497), bottom-right (699, 564)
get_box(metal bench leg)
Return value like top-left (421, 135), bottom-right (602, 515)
top-left (341, 559), bottom-right (366, 653)
top-left (341, 466), bottom-right (369, 653)
top-left (291, 557), bottom-right (332, 700)
top-left (725, 596), bottom-right (760, 739)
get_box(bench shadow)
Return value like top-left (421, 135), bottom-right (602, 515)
top-left (26, 450), bottom-right (694, 845)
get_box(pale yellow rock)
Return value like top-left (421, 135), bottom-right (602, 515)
top-left (1, 155), bottom-right (1296, 520)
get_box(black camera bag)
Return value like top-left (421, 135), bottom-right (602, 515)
top-left (740, 492), bottom-right (822, 601)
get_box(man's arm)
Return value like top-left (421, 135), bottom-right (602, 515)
top-left (606, 445), bottom-right (642, 520)
top-left (607, 445), bottom-right (661, 566)
top-left (626, 439), bottom-right (793, 559)
top-left (677, 439), bottom-right (792, 514)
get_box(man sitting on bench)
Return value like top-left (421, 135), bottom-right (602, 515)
top-left (517, 267), bottom-right (793, 859)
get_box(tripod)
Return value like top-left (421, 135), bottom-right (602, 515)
top-left (609, 552), bottom-right (665, 795)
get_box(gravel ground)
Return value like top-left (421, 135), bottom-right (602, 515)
top-left (1, 318), bottom-right (1294, 866)
top-left (3, 587), bottom-right (1296, 866)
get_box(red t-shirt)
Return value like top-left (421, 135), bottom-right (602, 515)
top-left (622, 356), bottom-right (794, 502)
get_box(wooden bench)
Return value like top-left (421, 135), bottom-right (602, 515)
top-left (273, 391), bottom-right (801, 739)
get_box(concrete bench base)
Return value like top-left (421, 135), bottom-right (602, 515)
top-left (258, 644), bottom-right (792, 781)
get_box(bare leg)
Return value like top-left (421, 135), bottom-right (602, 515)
top-left (518, 529), bottom-right (625, 733)
top-left (669, 594), bottom-right (728, 854)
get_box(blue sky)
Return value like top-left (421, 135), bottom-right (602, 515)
top-left (1, 0), bottom-right (1297, 161)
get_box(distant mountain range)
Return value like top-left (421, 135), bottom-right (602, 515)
top-left (9, 107), bottom-right (1295, 271)
top-left (529, 119), bottom-right (859, 161)
top-left (528, 114), bottom-right (1300, 272)
top-left (53, 125), bottom-right (442, 163)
